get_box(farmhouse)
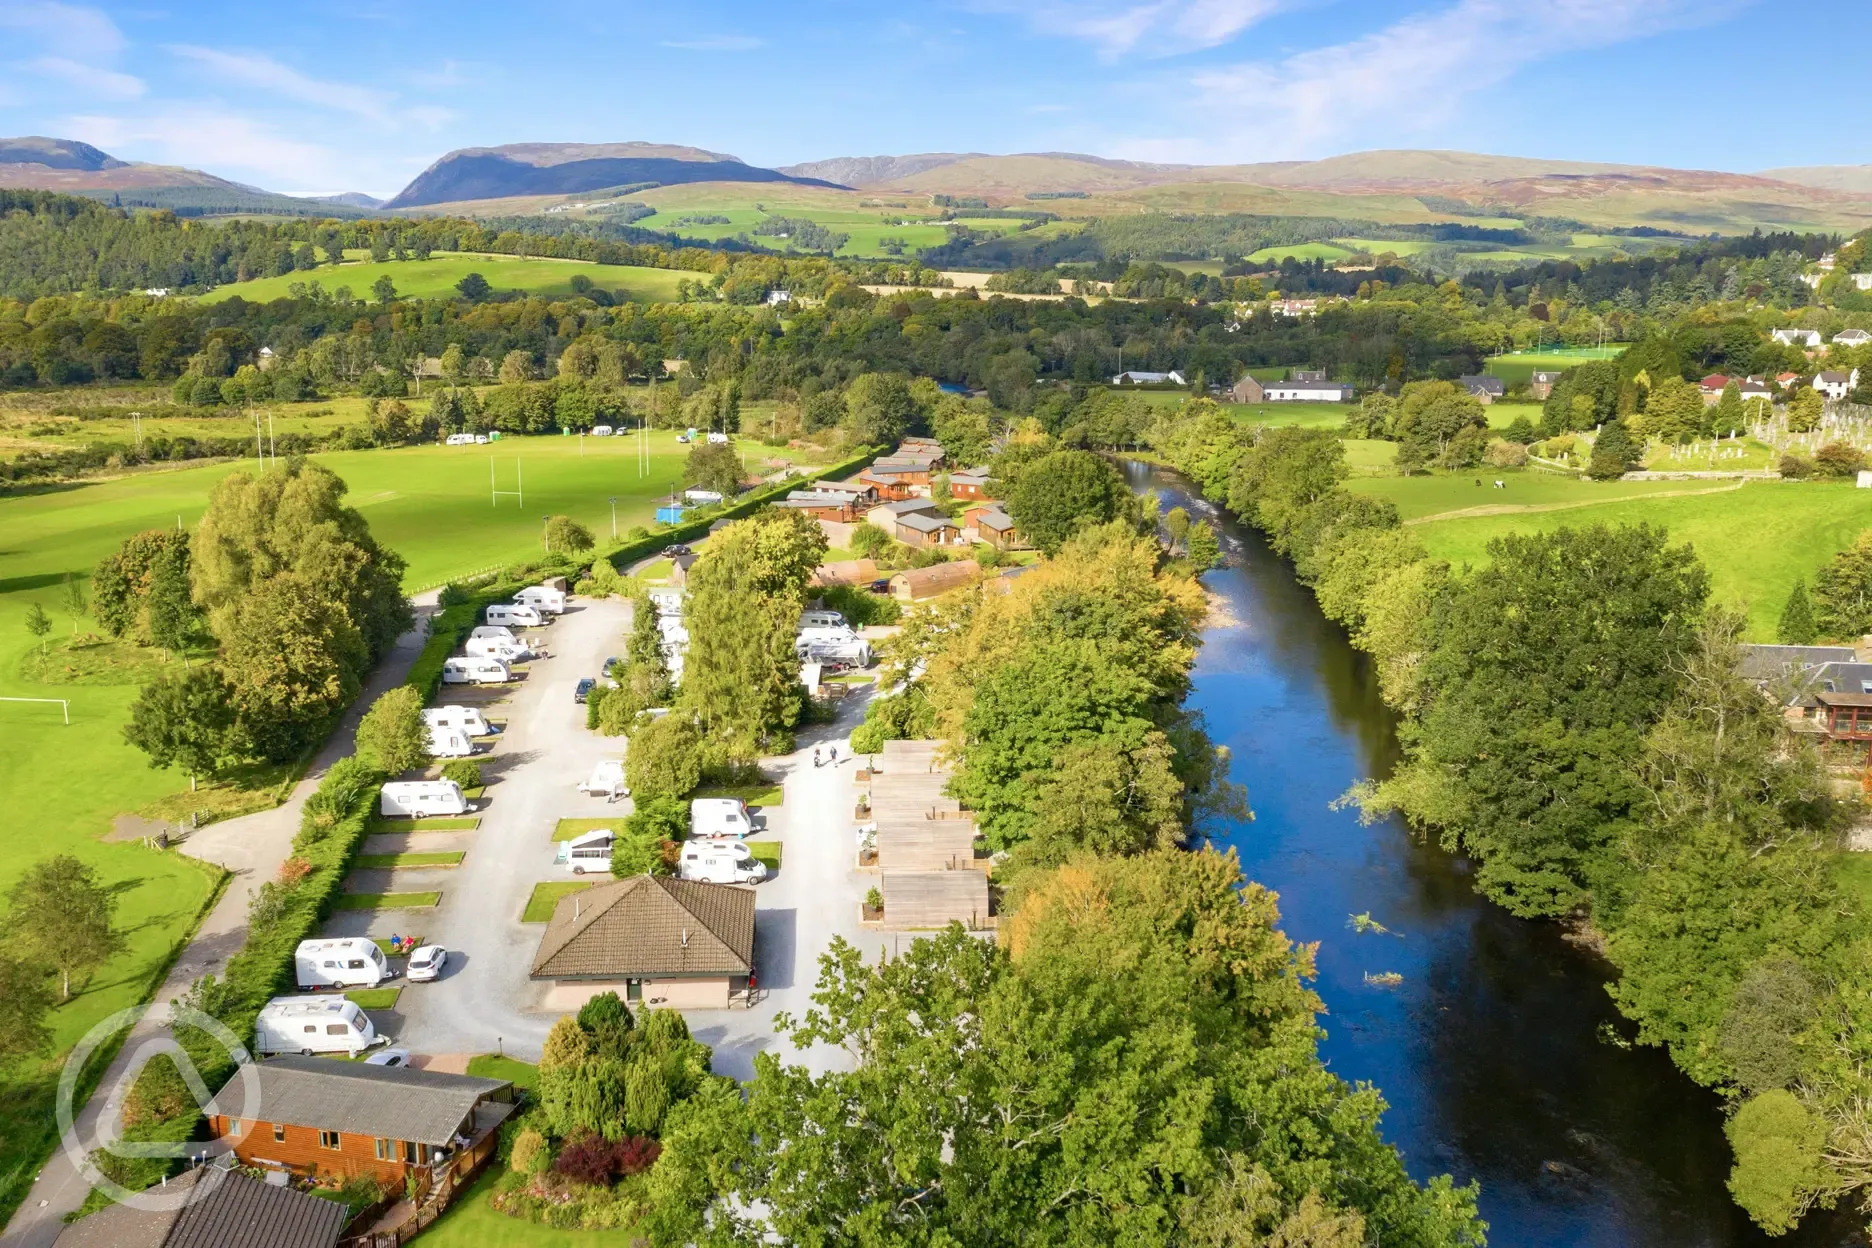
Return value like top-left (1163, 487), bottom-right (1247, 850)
top-left (1772, 328), bottom-right (1824, 349)
top-left (529, 874), bottom-right (756, 1010)
top-left (1111, 370), bottom-right (1186, 386)
top-left (51, 1166), bottom-right (348, 1248)
top-left (1457, 375), bottom-right (1507, 404)
top-left (1529, 370), bottom-right (1564, 399)
top-left (1229, 375), bottom-right (1266, 403)
top-left (204, 1056), bottom-right (515, 1187)
top-left (1264, 377), bottom-right (1355, 402)
top-left (890, 560), bottom-right (983, 601)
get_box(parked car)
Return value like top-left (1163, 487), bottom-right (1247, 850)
top-left (665, 544), bottom-right (692, 556)
top-left (365, 1048), bottom-right (412, 1067)
top-left (575, 677), bottom-right (597, 704)
top-left (868, 579), bottom-right (891, 594)
top-left (601, 655), bottom-right (621, 677)
top-left (406, 946), bottom-right (448, 983)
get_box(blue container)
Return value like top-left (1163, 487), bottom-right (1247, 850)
top-left (655, 505), bottom-right (686, 525)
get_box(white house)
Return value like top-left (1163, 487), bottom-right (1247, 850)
top-left (764, 290), bottom-right (792, 306)
top-left (1814, 370), bottom-right (1860, 400)
top-left (1834, 328), bottom-right (1872, 348)
top-left (143, 288), bottom-right (169, 298)
top-left (1773, 328), bottom-right (1824, 349)
top-left (1111, 370), bottom-right (1186, 386)
top-left (1265, 379), bottom-right (1355, 402)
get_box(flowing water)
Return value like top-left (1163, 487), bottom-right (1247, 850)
top-left (1129, 462), bottom-right (1861, 1247)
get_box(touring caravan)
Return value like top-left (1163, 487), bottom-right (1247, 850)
top-left (465, 635), bottom-right (531, 663)
top-left (425, 706), bottom-right (492, 737)
top-left (294, 938), bottom-right (390, 990)
top-left (679, 840), bottom-right (767, 885)
top-left (445, 433), bottom-right (477, 446)
top-left (514, 585), bottom-right (567, 614)
top-left (691, 797), bottom-right (753, 840)
top-left (427, 723), bottom-right (474, 758)
top-left (591, 425), bottom-right (614, 437)
top-left (578, 759), bottom-right (628, 800)
top-left (441, 657), bottom-right (511, 685)
top-left (254, 996), bottom-right (382, 1056)
top-left (379, 780), bottom-right (469, 819)
top-left (485, 603), bottom-right (544, 629)
top-left (470, 625), bottom-right (518, 645)
top-left (555, 829), bottom-right (615, 875)
top-left (799, 610), bottom-right (849, 631)
top-left (798, 637), bottom-right (872, 669)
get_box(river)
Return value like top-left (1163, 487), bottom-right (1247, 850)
top-left (1128, 462), bottom-right (1861, 1247)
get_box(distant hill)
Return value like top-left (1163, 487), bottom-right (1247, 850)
top-left (298, 191), bottom-right (385, 210)
top-left (0, 134), bottom-right (376, 218)
top-left (1758, 165), bottom-right (1872, 194)
top-left (383, 141), bottom-right (846, 210)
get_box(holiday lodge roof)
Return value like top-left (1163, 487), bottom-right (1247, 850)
top-left (530, 875), bottom-right (755, 981)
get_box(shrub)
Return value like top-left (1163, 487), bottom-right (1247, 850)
top-left (624, 713), bottom-right (703, 798)
top-left (1483, 440), bottom-right (1529, 468)
top-left (276, 857), bottom-right (313, 887)
top-left (1814, 441), bottom-right (1866, 477)
top-left (1779, 453), bottom-right (1818, 480)
top-left (552, 1131), bottom-right (661, 1186)
top-left (440, 759), bottom-right (482, 790)
top-left (510, 1128), bottom-right (549, 1176)
top-left (625, 796), bottom-right (688, 844)
top-left (819, 584), bottom-right (899, 628)
top-left (865, 886), bottom-right (884, 911)
top-left (1725, 1090), bottom-right (1828, 1234)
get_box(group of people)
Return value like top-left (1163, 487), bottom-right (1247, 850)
top-left (811, 744), bottom-right (841, 769)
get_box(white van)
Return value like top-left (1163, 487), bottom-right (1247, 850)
top-left (379, 780), bottom-right (469, 819)
top-left (442, 657), bottom-right (511, 685)
top-left (425, 705), bottom-right (493, 737)
top-left (592, 425), bottom-right (614, 437)
top-left (555, 829), bottom-right (615, 875)
top-left (578, 759), bottom-right (629, 799)
top-left (679, 840), bottom-right (767, 885)
top-left (255, 996), bottom-right (382, 1056)
top-left (427, 724), bottom-right (474, 758)
top-left (691, 797), bottom-right (753, 840)
top-left (514, 586), bottom-right (567, 615)
top-left (485, 603), bottom-right (543, 629)
top-left (465, 635), bottom-right (531, 663)
top-left (295, 938), bottom-right (390, 990)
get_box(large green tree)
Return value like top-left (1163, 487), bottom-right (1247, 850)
top-left (1812, 532), bottom-right (1872, 640)
top-left (355, 685), bottom-right (429, 775)
top-left (123, 666), bottom-right (240, 788)
top-left (7, 854), bottom-right (127, 1000)
top-left (682, 442), bottom-right (742, 496)
top-left (1005, 449), bottom-right (1133, 555)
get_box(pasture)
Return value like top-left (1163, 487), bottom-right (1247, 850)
top-left (1484, 345), bottom-right (1625, 387)
top-left (195, 253), bottom-right (691, 305)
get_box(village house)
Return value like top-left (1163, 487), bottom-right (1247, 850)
top-left (1698, 374), bottom-right (1731, 404)
top-left (668, 550), bottom-right (699, 586)
top-left (1529, 370), bottom-right (1564, 399)
top-left (1738, 379), bottom-right (1774, 404)
top-left (1111, 370), bottom-right (1186, 386)
top-left (948, 467), bottom-right (992, 500)
top-left (204, 1057), bottom-right (515, 1189)
top-left (1772, 328), bottom-right (1825, 349)
top-left (1815, 370), bottom-right (1861, 401)
top-left (895, 509), bottom-right (965, 549)
top-left (1457, 375), bottom-right (1507, 404)
top-left (1836, 328), bottom-right (1872, 348)
top-left (52, 1166), bottom-right (348, 1248)
top-left (529, 874), bottom-right (756, 1010)
top-left (890, 560), bottom-right (983, 602)
top-left (1229, 374), bottom-right (1266, 403)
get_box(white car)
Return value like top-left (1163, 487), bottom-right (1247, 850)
top-left (365, 1047), bottom-right (412, 1067)
top-left (406, 945), bottom-right (448, 983)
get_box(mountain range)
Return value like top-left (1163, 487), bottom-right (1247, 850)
top-left (6, 135), bottom-right (1872, 234)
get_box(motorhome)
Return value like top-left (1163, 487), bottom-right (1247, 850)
top-left (683, 488), bottom-right (724, 505)
top-left (379, 780), bottom-right (469, 819)
top-left (254, 996), bottom-right (382, 1056)
top-left (691, 797), bottom-right (753, 840)
top-left (514, 585), bottom-right (567, 615)
top-left (707, 431), bottom-right (730, 444)
top-left (555, 829), bottom-right (615, 875)
top-left (484, 603), bottom-right (544, 629)
top-left (441, 657), bottom-right (511, 685)
top-left (799, 610), bottom-right (849, 631)
top-left (295, 938), bottom-right (390, 990)
top-left (465, 635), bottom-right (531, 663)
top-left (427, 723), bottom-right (474, 758)
top-left (578, 759), bottom-right (628, 799)
top-left (798, 623), bottom-right (860, 646)
top-left (425, 706), bottom-right (493, 737)
top-left (798, 637), bottom-right (872, 668)
top-left (679, 840), bottom-right (767, 884)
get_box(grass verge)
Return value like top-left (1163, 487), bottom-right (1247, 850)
top-left (747, 841), bottom-right (783, 869)
top-left (523, 881), bottom-right (591, 923)
top-left (553, 817), bottom-right (622, 842)
top-left (693, 782), bottom-right (783, 808)
top-left (467, 1053), bottom-right (539, 1093)
top-left (345, 986), bottom-right (403, 1010)
top-left (356, 852), bottom-right (466, 869)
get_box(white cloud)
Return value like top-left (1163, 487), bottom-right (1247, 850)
top-left (23, 54), bottom-right (144, 99)
top-left (659, 35), bottom-right (764, 51)
top-left (1141, 0), bottom-right (1738, 160)
top-left (66, 108), bottom-right (351, 187)
top-left (975, 0), bottom-right (1287, 58)
top-left (0, 1), bottom-right (125, 58)
top-left (165, 45), bottom-right (395, 122)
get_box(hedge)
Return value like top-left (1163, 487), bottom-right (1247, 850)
top-left (405, 573), bottom-right (538, 703)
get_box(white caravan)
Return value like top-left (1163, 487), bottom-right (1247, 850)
top-left (254, 996), bottom-right (382, 1056)
top-left (514, 585), bottom-right (567, 614)
top-left (484, 603), bottom-right (543, 629)
top-left (578, 759), bottom-right (629, 799)
top-left (691, 797), bottom-right (753, 840)
top-left (294, 938), bottom-right (391, 990)
top-left (425, 706), bottom-right (492, 737)
top-left (679, 840), bottom-right (767, 885)
top-left (683, 488), bottom-right (724, 504)
top-left (799, 610), bottom-right (849, 631)
top-left (798, 637), bottom-right (872, 668)
top-left (444, 432), bottom-right (477, 446)
top-left (465, 635), bottom-right (531, 663)
top-left (379, 780), bottom-right (469, 819)
top-left (555, 829), bottom-right (615, 875)
top-left (441, 657), bottom-right (511, 685)
top-left (470, 625), bottom-right (518, 645)
top-left (592, 425), bottom-right (614, 437)
top-left (427, 723), bottom-right (474, 758)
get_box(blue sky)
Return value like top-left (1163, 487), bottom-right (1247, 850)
top-left (0, 0), bottom-right (1866, 197)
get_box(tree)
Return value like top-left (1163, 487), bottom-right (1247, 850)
top-left (849, 522), bottom-right (892, 561)
top-left (1185, 519), bottom-right (1221, 570)
top-left (371, 275), bottom-right (396, 305)
top-left (456, 273), bottom-right (490, 300)
top-left (94, 530), bottom-right (191, 641)
top-left (6, 854), bottom-right (127, 1000)
top-left (544, 515), bottom-right (594, 555)
top-left (1642, 377), bottom-right (1707, 444)
top-left (1588, 418), bottom-right (1639, 480)
top-left (218, 574), bottom-right (367, 762)
top-left (625, 713), bottom-right (703, 799)
top-left (1710, 383), bottom-right (1746, 438)
top-left (843, 373), bottom-right (914, 446)
top-left (1005, 449), bottom-right (1131, 555)
top-left (1390, 380), bottom-right (1486, 463)
top-left (145, 544), bottom-right (201, 663)
top-left (1778, 578), bottom-right (1818, 644)
top-left (499, 350), bottom-right (535, 383)
top-left (0, 954), bottom-right (54, 1063)
top-left (123, 666), bottom-right (239, 790)
top-left (1227, 426), bottom-right (1348, 554)
top-left (59, 573), bottom-right (87, 635)
top-left (1787, 386), bottom-right (1824, 434)
top-left (1163, 505), bottom-right (1191, 551)
top-left (355, 685), bottom-right (429, 775)
top-left (682, 442), bottom-right (742, 496)
top-left (1726, 1090), bottom-right (1830, 1235)
top-left (1815, 441), bottom-right (1865, 477)
top-left (1812, 532), bottom-right (1872, 640)
top-left (24, 602), bottom-right (50, 660)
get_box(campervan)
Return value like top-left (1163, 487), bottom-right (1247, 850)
top-left (425, 705), bottom-right (493, 737)
top-left (441, 657), bottom-right (511, 685)
top-left (799, 610), bottom-right (849, 631)
top-left (679, 840), bottom-right (767, 885)
top-left (691, 797), bottom-right (753, 840)
top-left (485, 603), bottom-right (544, 629)
top-left (798, 623), bottom-right (860, 647)
top-left (647, 586), bottom-right (684, 618)
top-left (514, 585), bottom-right (567, 615)
top-left (465, 635), bottom-right (531, 663)
top-left (592, 425), bottom-right (614, 437)
top-left (427, 724), bottom-right (474, 758)
top-left (255, 996), bottom-right (383, 1056)
top-left (295, 938), bottom-right (390, 990)
top-left (379, 780), bottom-right (469, 819)
top-left (578, 759), bottom-right (628, 799)
top-left (555, 829), bottom-right (615, 875)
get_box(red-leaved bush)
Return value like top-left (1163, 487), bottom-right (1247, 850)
top-left (552, 1133), bottom-right (662, 1186)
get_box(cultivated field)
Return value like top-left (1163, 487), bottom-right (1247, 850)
top-left (196, 252), bottom-right (691, 305)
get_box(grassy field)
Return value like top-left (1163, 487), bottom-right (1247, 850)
top-left (196, 253), bottom-right (691, 306)
top-left (1362, 477), bottom-right (1872, 636)
top-left (416, 1168), bottom-right (616, 1248)
top-left (1484, 346), bottom-right (1626, 387)
top-left (552, 818), bottom-right (620, 843)
top-left (524, 881), bottom-right (591, 922)
top-left (617, 191), bottom-right (1032, 260)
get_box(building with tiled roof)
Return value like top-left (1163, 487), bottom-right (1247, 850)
top-left (530, 875), bottom-right (755, 1010)
top-left (54, 1166), bottom-right (347, 1248)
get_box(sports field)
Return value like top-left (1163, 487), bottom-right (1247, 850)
top-left (196, 253), bottom-right (691, 305)
top-left (1484, 346), bottom-right (1624, 386)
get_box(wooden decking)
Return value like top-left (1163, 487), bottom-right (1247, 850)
top-left (860, 740), bottom-right (992, 929)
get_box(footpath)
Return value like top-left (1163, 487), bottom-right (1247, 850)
top-left (0, 595), bottom-right (438, 1248)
